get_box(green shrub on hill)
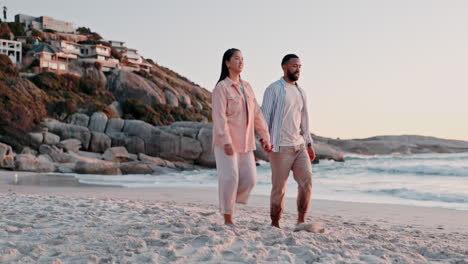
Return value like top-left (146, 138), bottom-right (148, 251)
top-left (0, 54), bottom-right (18, 79)
top-left (30, 71), bottom-right (116, 120)
top-left (123, 98), bottom-right (163, 126)
top-left (7, 22), bottom-right (26, 36)
top-left (0, 23), bottom-right (12, 39)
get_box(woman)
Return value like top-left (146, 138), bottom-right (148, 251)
top-left (212, 48), bottom-right (272, 225)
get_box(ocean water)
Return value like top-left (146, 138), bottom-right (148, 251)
top-left (75, 152), bottom-right (468, 211)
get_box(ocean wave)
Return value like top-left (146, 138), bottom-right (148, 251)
top-left (365, 188), bottom-right (468, 204)
top-left (344, 152), bottom-right (468, 161)
top-left (366, 165), bottom-right (468, 177)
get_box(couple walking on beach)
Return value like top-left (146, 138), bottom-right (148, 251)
top-left (212, 48), bottom-right (315, 228)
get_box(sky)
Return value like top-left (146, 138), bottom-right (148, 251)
top-left (7, 0), bottom-right (468, 141)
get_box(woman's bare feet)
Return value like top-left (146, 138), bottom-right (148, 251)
top-left (224, 214), bottom-right (234, 225)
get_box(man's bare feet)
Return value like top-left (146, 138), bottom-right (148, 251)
top-left (298, 212), bottom-right (306, 224)
top-left (224, 214), bottom-right (234, 225)
top-left (271, 220), bottom-right (280, 228)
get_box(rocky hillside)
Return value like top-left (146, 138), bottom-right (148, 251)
top-left (0, 49), bottom-right (212, 151)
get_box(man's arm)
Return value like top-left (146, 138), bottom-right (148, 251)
top-left (261, 84), bottom-right (276, 130)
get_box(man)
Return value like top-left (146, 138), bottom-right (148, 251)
top-left (261, 54), bottom-right (316, 228)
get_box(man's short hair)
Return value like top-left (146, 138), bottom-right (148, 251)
top-left (281, 54), bottom-right (299, 66)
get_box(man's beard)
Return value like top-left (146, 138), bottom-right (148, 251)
top-left (287, 70), bottom-right (299, 81)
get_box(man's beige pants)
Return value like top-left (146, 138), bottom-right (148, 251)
top-left (214, 146), bottom-right (256, 215)
top-left (269, 144), bottom-right (313, 222)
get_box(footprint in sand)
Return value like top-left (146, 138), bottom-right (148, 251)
top-left (191, 235), bottom-right (212, 248)
top-left (294, 222), bottom-right (326, 233)
top-left (199, 211), bottom-right (216, 216)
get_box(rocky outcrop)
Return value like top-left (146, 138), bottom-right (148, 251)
top-left (43, 119), bottom-right (91, 150)
top-left (103, 147), bottom-right (131, 162)
top-left (43, 132), bottom-right (60, 145)
top-left (0, 143), bottom-right (13, 159)
top-left (28, 132), bottom-right (43, 145)
top-left (105, 118), bottom-right (125, 134)
top-left (89, 132), bottom-right (111, 153)
top-left (57, 139), bottom-right (82, 153)
top-left (75, 161), bottom-right (121, 175)
top-left (0, 143), bottom-right (15, 169)
top-left (106, 69), bottom-right (166, 106)
top-left (67, 113), bottom-right (90, 127)
top-left (196, 126), bottom-right (215, 167)
top-left (15, 154), bottom-right (55, 173)
top-left (119, 162), bottom-right (153, 175)
top-left (314, 135), bottom-right (468, 155)
top-left (313, 142), bottom-right (345, 161)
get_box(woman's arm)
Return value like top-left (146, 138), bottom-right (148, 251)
top-left (212, 84), bottom-right (233, 147)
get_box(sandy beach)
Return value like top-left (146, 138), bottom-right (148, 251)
top-left (1, 171), bottom-right (467, 264)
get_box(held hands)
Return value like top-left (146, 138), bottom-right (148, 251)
top-left (260, 139), bottom-right (273, 154)
top-left (224, 144), bottom-right (234, 156)
top-left (307, 145), bottom-right (316, 162)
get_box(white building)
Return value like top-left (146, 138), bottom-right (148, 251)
top-left (0, 39), bottom-right (22, 65)
top-left (108, 40), bottom-right (126, 53)
top-left (79, 44), bottom-right (119, 72)
top-left (50, 40), bottom-right (82, 56)
top-left (15, 14), bottom-right (75, 33)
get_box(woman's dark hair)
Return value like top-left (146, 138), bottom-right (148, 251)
top-left (217, 48), bottom-right (240, 84)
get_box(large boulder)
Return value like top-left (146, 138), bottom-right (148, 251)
top-left (43, 119), bottom-right (91, 149)
top-left (76, 151), bottom-right (103, 160)
top-left (88, 112), bottom-right (108, 133)
top-left (106, 69), bottom-right (166, 106)
top-left (314, 142), bottom-right (345, 161)
top-left (39, 144), bottom-right (71, 163)
top-left (66, 113), bottom-right (90, 127)
top-left (122, 120), bottom-right (160, 142)
top-left (164, 89), bottom-right (179, 107)
top-left (138, 153), bottom-right (176, 168)
top-left (105, 118), bottom-right (125, 134)
top-left (179, 93), bottom-right (192, 109)
top-left (108, 133), bottom-right (145, 154)
top-left (119, 162), bottom-right (153, 175)
top-left (21, 147), bottom-right (37, 156)
top-left (28, 132), bottom-right (43, 145)
top-left (138, 153), bottom-right (166, 166)
top-left (43, 132), bottom-right (60, 145)
top-left (146, 130), bottom-right (202, 161)
top-left (75, 161), bottom-right (121, 175)
top-left (89, 132), bottom-right (112, 153)
top-left (196, 126), bottom-right (215, 167)
top-left (0, 143), bottom-right (13, 160)
top-left (125, 136), bottom-right (145, 154)
top-left (15, 154), bottom-right (55, 172)
top-left (57, 139), bottom-right (82, 153)
top-left (0, 155), bottom-right (15, 169)
top-left (103, 146), bottom-right (131, 162)
top-left (160, 125), bottom-right (199, 139)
